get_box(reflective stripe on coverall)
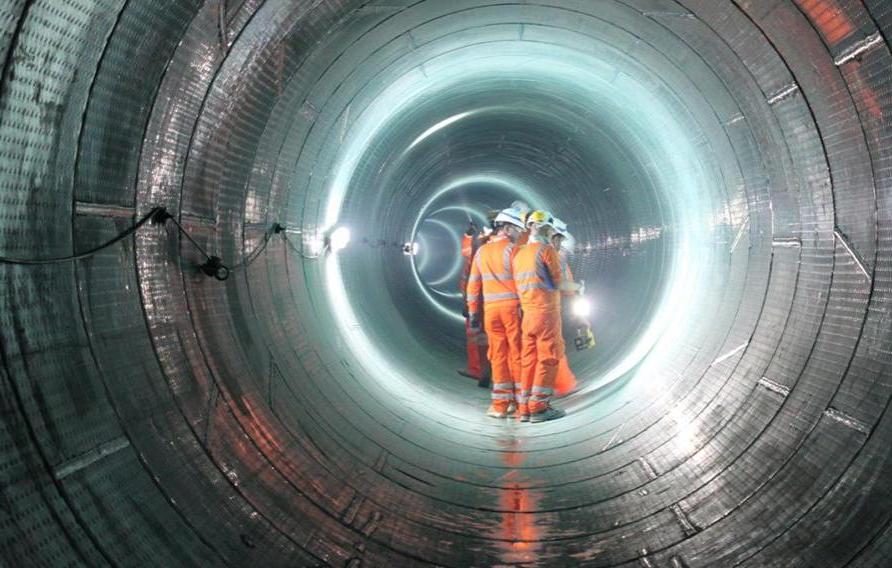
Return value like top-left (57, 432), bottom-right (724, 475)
top-left (467, 235), bottom-right (522, 411)
top-left (513, 239), bottom-right (563, 415)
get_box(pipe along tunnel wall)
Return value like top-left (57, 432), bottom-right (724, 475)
top-left (0, 0), bottom-right (891, 566)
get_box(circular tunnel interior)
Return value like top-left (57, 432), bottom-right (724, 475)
top-left (1, 1), bottom-right (891, 566)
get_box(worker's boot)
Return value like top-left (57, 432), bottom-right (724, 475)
top-left (485, 406), bottom-right (507, 419)
top-left (517, 401), bottom-right (530, 422)
top-left (530, 407), bottom-right (566, 423)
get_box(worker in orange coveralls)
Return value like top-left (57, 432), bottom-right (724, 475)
top-left (466, 207), bottom-right (527, 418)
top-left (551, 218), bottom-right (582, 397)
top-left (458, 221), bottom-right (491, 387)
top-left (513, 210), bottom-right (566, 423)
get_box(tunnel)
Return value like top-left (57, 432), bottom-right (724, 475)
top-left (1, 0), bottom-right (891, 566)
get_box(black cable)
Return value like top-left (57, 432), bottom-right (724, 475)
top-left (0, 207), bottom-right (163, 265)
top-left (283, 232), bottom-right (324, 260)
top-left (0, 206), bottom-right (314, 275)
top-left (165, 214), bottom-right (212, 260)
top-left (228, 227), bottom-right (277, 271)
top-left (166, 217), bottom-right (284, 280)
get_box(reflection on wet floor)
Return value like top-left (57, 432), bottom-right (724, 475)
top-left (495, 436), bottom-right (542, 565)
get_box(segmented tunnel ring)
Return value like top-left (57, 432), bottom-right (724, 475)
top-left (414, 205), bottom-right (490, 278)
top-left (1, 1), bottom-right (891, 567)
top-left (407, 175), bottom-right (546, 323)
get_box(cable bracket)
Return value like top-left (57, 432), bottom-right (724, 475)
top-left (758, 376), bottom-right (790, 398)
top-left (767, 83), bottom-right (799, 106)
top-left (834, 32), bottom-right (884, 66)
top-left (824, 407), bottom-right (870, 434)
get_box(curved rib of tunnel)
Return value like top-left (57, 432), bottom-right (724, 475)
top-left (2, 1), bottom-right (891, 566)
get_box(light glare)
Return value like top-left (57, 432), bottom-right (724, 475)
top-left (306, 233), bottom-right (325, 256)
top-left (329, 227), bottom-right (351, 251)
top-left (572, 297), bottom-right (592, 318)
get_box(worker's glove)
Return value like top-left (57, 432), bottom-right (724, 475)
top-left (462, 305), bottom-right (469, 318)
top-left (469, 312), bottom-right (482, 332)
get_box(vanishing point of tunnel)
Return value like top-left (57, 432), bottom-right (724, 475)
top-left (1, 1), bottom-right (891, 566)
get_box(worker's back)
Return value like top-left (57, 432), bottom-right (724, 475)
top-left (513, 240), bottom-right (562, 312)
top-left (466, 235), bottom-right (519, 313)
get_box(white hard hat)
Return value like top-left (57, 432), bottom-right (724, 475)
top-left (509, 201), bottom-right (531, 225)
top-left (552, 218), bottom-right (569, 237)
top-left (493, 207), bottom-right (526, 229)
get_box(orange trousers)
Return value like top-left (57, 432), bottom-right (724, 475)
top-left (483, 303), bottom-right (523, 412)
top-left (520, 308), bottom-right (564, 415)
top-left (554, 354), bottom-right (577, 396)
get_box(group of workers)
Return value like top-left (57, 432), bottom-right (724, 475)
top-left (458, 203), bottom-right (582, 423)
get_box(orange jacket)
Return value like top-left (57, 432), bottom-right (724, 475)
top-left (466, 235), bottom-right (519, 315)
top-left (554, 253), bottom-right (578, 309)
top-left (513, 238), bottom-right (563, 312)
top-left (461, 233), bottom-right (474, 258)
top-left (458, 233), bottom-right (475, 295)
top-left (459, 232), bottom-right (491, 295)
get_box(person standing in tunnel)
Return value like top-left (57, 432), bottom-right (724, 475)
top-left (458, 220), bottom-right (492, 387)
top-left (514, 210), bottom-right (566, 423)
top-left (466, 208), bottom-right (527, 418)
top-left (551, 218), bottom-right (582, 397)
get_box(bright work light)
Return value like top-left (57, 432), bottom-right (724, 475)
top-left (572, 296), bottom-right (592, 318)
top-left (328, 226), bottom-right (351, 252)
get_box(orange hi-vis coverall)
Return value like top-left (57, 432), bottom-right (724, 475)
top-left (513, 238), bottom-right (563, 416)
top-left (554, 254), bottom-right (578, 396)
top-left (459, 233), bottom-right (488, 380)
top-left (467, 235), bottom-right (522, 412)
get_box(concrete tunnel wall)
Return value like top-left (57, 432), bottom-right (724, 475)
top-left (0, 0), bottom-right (891, 566)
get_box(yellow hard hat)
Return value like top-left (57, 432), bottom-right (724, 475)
top-left (527, 209), bottom-right (555, 228)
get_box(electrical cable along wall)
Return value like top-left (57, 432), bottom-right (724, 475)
top-left (0, 1), bottom-right (891, 566)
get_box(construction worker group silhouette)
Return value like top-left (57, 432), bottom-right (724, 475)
top-left (460, 204), bottom-right (584, 423)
